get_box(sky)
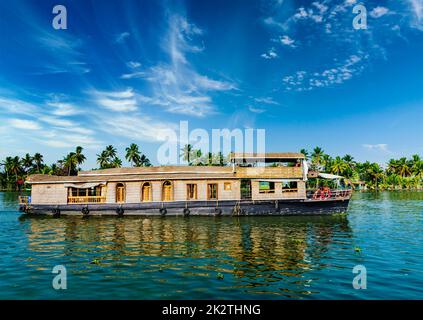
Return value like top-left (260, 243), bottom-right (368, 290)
top-left (0, 0), bottom-right (422, 169)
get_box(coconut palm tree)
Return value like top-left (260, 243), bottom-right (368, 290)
top-left (33, 153), bottom-right (44, 173)
top-left (97, 151), bottom-right (109, 169)
top-left (21, 153), bottom-right (33, 173)
top-left (181, 144), bottom-right (193, 165)
top-left (105, 145), bottom-right (117, 160)
top-left (63, 152), bottom-right (77, 176)
top-left (111, 157), bottom-right (122, 168)
top-left (311, 147), bottom-right (325, 170)
top-left (9, 156), bottom-right (22, 182)
top-left (74, 146), bottom-right (86, 171)
top-left (138, 154), bottom-right (151, 167)
top-left (125, 143), bottom-right (141, 167)
top-left (299, 149), bottom-right (309, 161)
top-left (329, 156), bottom-right (348, 175)
top-left (397, 157), bottom-right (411, 177)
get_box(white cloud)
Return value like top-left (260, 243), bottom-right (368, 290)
top-left (127, 61), bottom-right (141, 69)
top-left (370, 7), bottom-right (390, 18)
top-left (135, 14), bottom-right (236, 117)
top-left (100, 114), bottom-right (178, 142)
top-left (91, 88), bottom-right (138, 112)
top-left (9, 119), bottom-right (41, 130)
top-left (248, 106), bottom-right (266, 114)
top-left (47, 101), bottom-right (80, 116)
top-left (261, 47), bottom-right (278, 59)
top-left (254, 97), bottom-right (280, 105)
top-left (120, 71), bottom-right (146, 79)
top-left (409, 0), bottom-right (423, 29)
top-left (115, 32), bottom-right (130, 43)
top-left (363, 144), bottom-right (390, 153)
top-left (283, 54), bottom-right (367, 91)
top-left (280, 35), bottom-right (296, 47)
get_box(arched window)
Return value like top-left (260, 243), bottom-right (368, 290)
top-left (162, 181), bottom-right (173, 201)
top-left (141, 182), bottom-right (152, 202)
top-left (116, 183), bottom-right (125, 203)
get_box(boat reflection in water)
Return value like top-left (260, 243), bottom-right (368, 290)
top-left (22, 215), bottom-right (352, 299)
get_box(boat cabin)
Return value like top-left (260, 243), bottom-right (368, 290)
top-left (26, 152), bottom-right (308, 205)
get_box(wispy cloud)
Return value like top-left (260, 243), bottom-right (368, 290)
top-left (261, 47), bottom-right (278, 59)
top-left (370, 7), bottom-right (391, 19)
top-left (254, 97), bottom-right (280, 105)
top-left (91, 88), bottom-right (138, 112)
top-left (115, 32), bottom-right (130, 43)
top-left (9, 118), bottom-right (41, 130)
top-left (135, 14), bottom-right (236, 117)
top-left (363, 144), bottom-right (391, 153)
top-left (283, 54), bottom-right (368, 91)
top-left (248, 105), bottom-right (266, 114)
top-left (279, 35), bottom-right (296, 47)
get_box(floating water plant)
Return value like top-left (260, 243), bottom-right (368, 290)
top-left (216, 272), bottom-right (224, 280)
top-left (90, 259), bottom-right (101, 265)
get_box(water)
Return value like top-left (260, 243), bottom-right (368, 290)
top-left (0, 191), bottom-right (422, 299)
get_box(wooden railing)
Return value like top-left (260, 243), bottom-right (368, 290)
top-left (282, 188), bottom-right (298, 193)
top-left (18, 196), bottom-right (30, 204)
top-left (306, 189), bottom-right (352, 201)
top-left (67, 196), bottom-right (106, 204)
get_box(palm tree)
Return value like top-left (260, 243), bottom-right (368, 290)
top-left (138, 154), bottom-right (151, 167)
top-left (111, 157), bottom-right (122, 168)
top-left (63, 152), bottom-right (77, 176)
top-left (311, 147), bottom-right (325, 170)
top-left (387, 159), bottom-right (398, 175)
top-left (21, 153), bottom-right (33, 173)
top-left (74, 146), bottom-right (86, 171)
top-left (9, 156), bottom-right (22, 182)
top-left (397, 157), bottom-right (411, 177)
top-left (105, 145), bottom-right (117, 159)
top-left (33, 153), bottom-right (44, 173)
top-left (181, 144), bottom-right (193, 165)
top-left (97, 151), bottom-right (109, 169)
top-left (192, 149), bottom-right (203, 166)
top-left (330, 156), bottom-right (348, 175)
top-left (299, 149), bottom-right (309, 161)
top-left (368, 163), bottom-right (384, 190)
top-left (125, 143), bottom-right (141, 167)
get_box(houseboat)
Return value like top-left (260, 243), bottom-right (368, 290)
top-left (19, 153), bottom-right (352, 216)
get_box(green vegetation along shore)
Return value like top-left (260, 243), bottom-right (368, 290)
top-left (1, 145), bottom-right (422, 191)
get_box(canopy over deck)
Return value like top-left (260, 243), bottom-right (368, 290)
top-left (318, 173), bottom-right (344, 180)
top-left (230, 152), bottom-right (305, 163)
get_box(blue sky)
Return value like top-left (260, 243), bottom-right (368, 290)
top-left (0, 0), bottom-right (422, 169)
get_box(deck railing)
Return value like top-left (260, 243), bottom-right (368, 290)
top-left (18, 196), bottom-right (30, 204)
top-left (306, 189), bottom-right (352, 201)
top-left (67, 196), bottom-right (106, 204)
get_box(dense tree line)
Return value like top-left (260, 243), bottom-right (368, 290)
top-left (0, 144), bottom-right (151, 190)
top-left (1, 144), bottom-right (421, 191)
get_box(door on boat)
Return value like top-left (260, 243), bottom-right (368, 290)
top-left (141, 182), bottom-right (152, 202)
top-left (240, 179), bottom-right (252, 200)
top-left (116, 183), bottom-right (125, 203)
top-left (162, 181), bottom-right (173, 201)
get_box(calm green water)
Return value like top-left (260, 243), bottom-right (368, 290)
top-left (0, 191), bottom-right (422, 299)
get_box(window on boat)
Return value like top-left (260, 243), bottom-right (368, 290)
top-left (186, 184), bottom-right (197, 200)
top-left (224, 182), bottom-right (232, 191)
top-left (207, 183), bottom-right (218, 200)
top-left (67, 186), bottom-right (105, 203)
top-left (69, 187), bottom-right (102, 197)
top-left (162, 181), bottom-right (173, 201)
top-left (282, 180), bottom-right (298, 193)
top-left (141, 182), bottom-right (152, 202)
top-left (116, 183), bottom-right (126, 203)
top-left (259, 181), bottom-right (275, 193)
